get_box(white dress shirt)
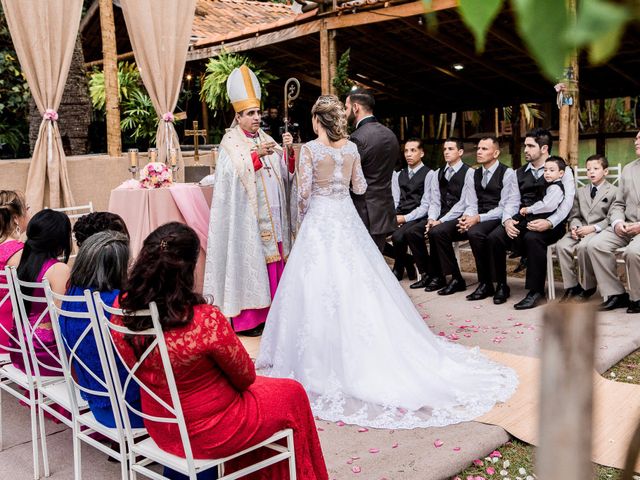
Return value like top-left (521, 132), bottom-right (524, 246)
top-left (392, 164), bottom-right (425, 210)
top-left (403, 169), bottom-right (435, 222)
top-left (428, 161), bottom-right (475, 222)
top-left (464, 164), bottom-right (519, 222)
top-left (527, 182), bottom-right (564, 215)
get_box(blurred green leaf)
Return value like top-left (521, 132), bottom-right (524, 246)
top-left (512, 0), bottom-right (569, 80)
top-left (458, 0), bottom-right (503, 52)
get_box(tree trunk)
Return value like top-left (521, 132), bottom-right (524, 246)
top-left (28, 36), bottom-right (92, 156)
top-left (99, 0), bottom-right (121, 157)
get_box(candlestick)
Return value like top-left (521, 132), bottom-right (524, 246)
top-left (128, 148), bottom-right (139, 178)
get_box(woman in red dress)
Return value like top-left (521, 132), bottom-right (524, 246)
top-left (113, 222), bottom-right (328, 480)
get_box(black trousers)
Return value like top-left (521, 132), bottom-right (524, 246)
top-left (370, 233), bottom-right (388, 253)
top-left (488, 221), bottom-right (566, 293)
top-left (428, 219), bottom-right (466, 280)
top-left (405, 218), bottom-right (431, 275)
top-left (390, 219), bottom-right (420, 271)
top-left (467, 219), bottom-right (502, 284)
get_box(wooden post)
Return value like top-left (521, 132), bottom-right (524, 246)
top-left (494, 108), bottom-right (499, 138)
top-left (99, 0), bottom-right (121, 157)
top-left (568, 56), bottom-right (580, 167)
top-left (511, 103), bottom-right (522, 168)
top-left (329, 31), bottom-right (337, 95)
top-left (320, 23), bottom-right (330, 95)
top-left (537, 304), bottom-right (596, 480)
top-left (596, 97), bottom-right (606, 155)
top-left (201, 100), bottom-right (210, 143)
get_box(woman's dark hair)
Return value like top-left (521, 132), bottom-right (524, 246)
top-left (119, 222), bottom-right (204, 340)
top-left (73, 212), bottom-right (129, 247)
top-left (70, 231), bottom-right (129, 292)
top-left (17, 209), bottom-right (72, 309)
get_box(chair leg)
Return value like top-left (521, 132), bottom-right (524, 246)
top-left (546, 246), bottom-right (555, 300)
top-left (287, 431), bottom-right (296, 480)
top-left (128, 450), bottom-right (137, 480)
top-left (30, 400), bottom-right (40, 480)
top-left (37, 400), bottom-right (50, 477)
top-left (118, 439), bottom-right (127, 480)
top-left (0, 388), bottom-right (4, 451)
top-left (72, 424), bottom-right (82, 480)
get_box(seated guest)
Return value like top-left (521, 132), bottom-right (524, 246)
top-left (589, 130), bottom-right (640, 313)
top-left (439, 137), bottom-right (518, 301)
top-left (113, 223), bottom-right (328, 479)
top-left (556, 154), bottom-right (617, 302)
top-left (73, 211), bottom-right (129, 247)
top-left (392, 138), bottom-right (432, 280)
top-left (415, 138), bottom-right (474, 293)
top-left (1, 190), bottom-right (30, 350)
top-left (12, 209), bottom-right (71, 376)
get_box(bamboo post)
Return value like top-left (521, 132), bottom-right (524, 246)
top-left (494, 108), bottom-right (499, 138)
top-left (568, 56), bottom-right (580, 167)
top-left (99, 0), bottom-right (121, 157)
top-left (320, 23), bottom-right (330, 95)
top-left (559, 0), bottom-right (578, 166)
top-left (329, 31), bottom-right (337, 96)
top-left (537, 304), bottom-right (596, 480)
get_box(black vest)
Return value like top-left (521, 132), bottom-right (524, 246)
top-left (516, 165), bottom-right (547, 208)
top-left (528, 179), bottom-right (565, 220)
top-left (438, 163), bottom-right (470, 217)
top-left (474, 162), bottom-right (508, 214)
top-left (396, 166), bottom-right (430, 215)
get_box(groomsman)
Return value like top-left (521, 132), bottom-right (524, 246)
top-left (406, 138), bottom-right (473, 292)
top-left (588, 130), bottom-right (640, 313)
top-left (487, 128), bottom-right (575, 309)
top-left (556, 154), bottom-right (617, 302)
top-left (392, 138), bottom-right (432, 280)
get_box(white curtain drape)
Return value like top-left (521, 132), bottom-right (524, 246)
top-left (120, 0), bottom-right (197, 181)
top-left (2, 0), bottom-right (82, 209)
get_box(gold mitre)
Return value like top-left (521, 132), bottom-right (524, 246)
top-left (227, 65), bottom-right (261, 113)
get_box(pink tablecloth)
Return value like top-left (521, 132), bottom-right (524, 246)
top-left (108, 184), bottom-right (213, 292)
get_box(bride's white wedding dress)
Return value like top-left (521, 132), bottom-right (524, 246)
top-left (256, 139), bottom-right (518, 429)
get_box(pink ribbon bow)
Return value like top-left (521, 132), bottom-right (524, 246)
top-left (162, 112), bottom-right (174, 122)
top-left (44, 109), bottom-right (59, 121)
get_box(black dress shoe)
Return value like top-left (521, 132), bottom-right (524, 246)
top-left (513, 257), bottom-right (528, 273)
top-left (466, 283), bottom-right (495, 301)
top-left (437, 278), bottom-right (467, 296)
top-left (559, 285), bottom-right (583, 303)
top-left (514, 291), bottom-right (546, 310)
top-left (410, 276), bottom-right (429, 289)
top-left (237, 323), bottom-right (265, 337)
top-left (575, 287), bottom-right (597, 302)
top-left (424, 277), bottom-right (446, 292)
top-left (599, 293), bottom-right (630, 311)
top-left (493, 283), bottom-right (511, 305)
top-left (406, 264), bottom-right (418, 281)
top-left (392, 267), bottom-right (404, 281)
top-left (627, 300), bottom-right (640, 313)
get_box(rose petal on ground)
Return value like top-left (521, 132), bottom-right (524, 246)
top-left (392, 442), bottom-right (399, 448)
top-left (317, 427), bottom-right (324, 431)
top-left (336, 421), bottom-right (345, 427)
top-left (489, 450), bottom-right (502, 458)
top-left (369, 448), bottom-right (380, 453)
top-left (487, 467), bottom-right (495, 475)
top-left (346, 459), bottom-right (353, 464)
top-left (351, 466), bottom-right (361, 474)
top-left (351, 456), bottom-right (360, 460)
top-left (453, 447), bottom-right (461, 451)
top-left (433, 439), bottom-right (444, 448)
top-left (473, 459), bottom-right (484, 466)
top-left (358, 427), bottom-right (369, 432)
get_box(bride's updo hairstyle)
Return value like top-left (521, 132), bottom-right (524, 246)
top-left (312, 95), bottom-right (348, 142)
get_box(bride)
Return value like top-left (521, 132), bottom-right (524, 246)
top-left (256, 95), bottom-right (517, 429)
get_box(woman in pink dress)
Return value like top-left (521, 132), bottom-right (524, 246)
top-left (113, 222), bottom-right (328, 480)
top-left (0, 190), bottom-right (30, 351)
top-left (11, 209), bottom-right (71, 376)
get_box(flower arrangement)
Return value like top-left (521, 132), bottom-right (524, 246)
top-left (139, 162), bottom-right (173, 189)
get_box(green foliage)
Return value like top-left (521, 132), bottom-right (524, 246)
top-left (200, 51), bottom-right (277, 111)
top-left (455, 0), bottom-right (636, 81)
top-left (0, 5), bottom-right (30, 156)
top-left (458, 0), bottom-right (503, 52)
top-left (503, 103), bottom-right (545, 130)
top-left (88, 61), bottom-right (142, 111)
top-left (120, 89), bottom-right (158, 142)
top-left (332, 48), bottom-right (354, 98)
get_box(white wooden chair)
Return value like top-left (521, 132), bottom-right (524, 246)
top-left (94, 294), bottom-right (297, 480)
top-left (546, 163), bottom-right (624, 300)
top-left (45, 286), bottom-right (147, 480)
top-left (50, 202), bottom-right (94, 221)
top-left (0, 267), bottom-right (47, 480)
top-left (11, 269), bottom-right (88, 477)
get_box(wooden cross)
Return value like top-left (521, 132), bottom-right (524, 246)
top-left (184, 120), bottom-right (207, 164)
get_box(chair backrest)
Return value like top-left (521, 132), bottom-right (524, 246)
top-left (93, 293), bottom-right (198, 476)
top-left (573, 163), bottom-right (622, 188)
top-left (49, 202), bottom-right (94, 221)
top-left (44, 285), bottom-right (125, 431)
top-left (0, 267), bottom-right (34, 371)
top-left (10, 268), bottom-right (63, 380)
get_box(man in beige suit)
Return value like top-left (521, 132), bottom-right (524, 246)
top-left (556, 154), bottom-right (617, 302)
top-left (588, 130), bottom-right (640, 313)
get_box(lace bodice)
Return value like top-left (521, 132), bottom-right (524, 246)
top-left (297, 140), bottom-right (367, 223)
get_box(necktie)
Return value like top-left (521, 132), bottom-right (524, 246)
top-left (408, 169), bottom-right (414, 180)
top-left (591, 185), bottom-right (597, 199)
top-left (445, 167), bottom-right (453, 181)
top-left (481, 169), bottom-right (489, 188)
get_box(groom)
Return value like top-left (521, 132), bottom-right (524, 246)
top-left (204, 65), bottom-right (295, 336)
top-left (346, 88), bottom-right (399, 252)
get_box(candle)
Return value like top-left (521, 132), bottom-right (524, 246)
top-left (128, 148), bottom-right (138, 167)
top-left (148, 148), bottom-right (158, 163)
top-left (170, 148), bottom-right (177, 167)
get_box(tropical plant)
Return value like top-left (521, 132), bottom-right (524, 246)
top-left (503, 103), bottom-right (545, 131)
top-left (451, 0), bottom-right (636, 81)
top-left (333, 48), bottom-right (354, 98)
top-left (200, 51), bottom-right (277, 112)
top-left (88, 61), bottom-right (143, 111)
top-left (120, 89), bottom-right (158, 142)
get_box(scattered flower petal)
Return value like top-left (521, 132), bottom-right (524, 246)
top-left (503, 460), bottom-right (510, 468)
top-left (369, 448), bottom-right (380, 454)
top-left (433, 439), bottom-right (444, 448)
top-left (453, 447), bottom-right (461, 451)
top-left (487, 467), bottom-right (495, 475)
top-left (489, 450), bottom-right (502, 458)
top-left (351, 466), bottom-right (361, 474)
top-left (518, 468), bottom-right (526, 475)
top-left (336, 421), bottom-right (345, 427)
top-left (392, 442), bottom-right (399, 448)
top-left (473, 459), bottom-right (484, 467)
top-left (358, 427), bottom-right (369, 433)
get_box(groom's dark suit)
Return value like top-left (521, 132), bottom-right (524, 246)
top-left (349, 116), bottom-right (399, 252)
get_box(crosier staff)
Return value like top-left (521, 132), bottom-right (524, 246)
top-left (282, 77), bottom-right (301, 239)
